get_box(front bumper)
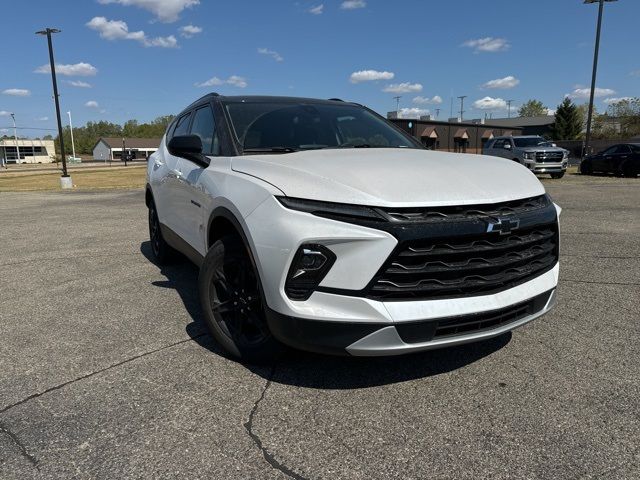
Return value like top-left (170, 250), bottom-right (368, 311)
top-left (524, 160), bottom-right (567, 173)
top-left (267, 288), bottom-right (557, 356)
top-left (245, 195), bottom-right (560, 356)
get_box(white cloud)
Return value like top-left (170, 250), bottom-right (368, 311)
top-left (482, 75), bottom-right (519, 89)
top-left (568, 87), bottom-right (616, 99)
top-left (179, 24), bottom-right (202, 38)
top-left (3, 89), bottom-right (31, 97)
top-left (463, 37), bottom-right (510, 53)
top-left (68, 80), bottom-right (92, 88)
top-left (37, 116), bottom-right (49, 121)
top-left (85, 100), bottom-right (99, 108)
top-left (350, 70), bottom-right (394, 83)
top-left (87, 17), bottom-right (177, 48)
top-left (0, 111), bottom-right (11, 116)
top-left (473, 96), bottom-right (508, 110)
top-left (35, 62), bottom-right (98, 77)
top-left (603, 97), bottom-right (633, 105)
top-left (145, 35), bottom-right (177, 48)
top-left (195, 75), bottom-right (247, 88)
top-left (258, 48), bottom-right (284, 62)
top-left (398, 107), bottom-right (430, 119)
top-left (341, 0), bottom-right (366, 9)
top-left (383, 82), bottom-right (422, 94)
top-left (309, 4), bottom-right (324, 14)
top-left (413, 95), bottom-right (443, 105)
top-left (97, 0), bottom-right (199, 23)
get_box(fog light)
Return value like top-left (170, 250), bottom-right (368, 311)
top-left (285, 244), bottom-right (336, 300)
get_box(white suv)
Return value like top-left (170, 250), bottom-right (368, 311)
top-left (146, 94), bottom-right (561, 362)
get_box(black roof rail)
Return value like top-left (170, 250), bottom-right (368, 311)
top-left (328, 98), bottom-right (344, 102)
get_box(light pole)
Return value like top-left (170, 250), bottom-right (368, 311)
top-left (10, 113), bottom-right (20, 164)
top-left (67, 111), bottom-right (76, 160)
top-left (583, 0), bottom-right (617, 158)
top-left (36, 27), bottom-right (71, 188)
top-left (393, 96), bottom-right (402, 117)
top-left (457, 95), bottom-right (467, 121)
top-left (507, 100), bottom-right (514, 118)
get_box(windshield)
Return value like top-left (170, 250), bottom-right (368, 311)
top-left (513, 137), bottom-right (553, 148)
top-left (224, 101), bottom-right (421, 153)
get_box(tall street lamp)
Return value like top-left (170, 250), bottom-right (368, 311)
top-left (67, 111), bottom-right (76, 160)
top-left (583, 0), bottom-right (617, 158)
top-left (10, 113), bottom-right (20, 164)
top-left (36, 28), bottom-right (72, 188)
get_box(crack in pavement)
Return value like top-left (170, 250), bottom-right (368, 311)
top-left (0, 421), bottom-right (40, 470)
top-left (563, 278), bottom-right (640, 287)
top-left (0, 334), bottom-right (206, 416)
top-left (244, 364), bottom-right (308, 480)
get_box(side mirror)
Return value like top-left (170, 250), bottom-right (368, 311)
top-left (167, 135), bottom-right (209, 167)
top-left (503, 143), bottom-right (512, 149)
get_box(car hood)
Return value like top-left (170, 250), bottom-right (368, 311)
top-left (231, 148), bottom-right (545, 207)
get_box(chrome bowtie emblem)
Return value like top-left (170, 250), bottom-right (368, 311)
top-left (486, 217), bottom-right (520, 235)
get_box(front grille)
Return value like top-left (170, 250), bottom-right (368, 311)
top-left (369, 225), bottom-right (558, 300)
top-left (535, 151), bottom-right (564, 162)
top-left (395, 290), bottom-right (552, 344)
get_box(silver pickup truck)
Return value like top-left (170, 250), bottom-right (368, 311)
top-left (483, 135), bottom-right (568, 179)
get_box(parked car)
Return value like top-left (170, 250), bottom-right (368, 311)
top-left (580, 143), bottom-right (640, 177)
top-left (483, 135), bottom-right (569, 179)
top-left (146, 94), bottom-right (561, 362)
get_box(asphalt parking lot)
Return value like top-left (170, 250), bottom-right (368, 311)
top-left (1, 172), bottom-right (639, 479)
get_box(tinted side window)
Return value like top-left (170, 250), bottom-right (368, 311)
top-left (165, 119), bottom-right (178, 145)
top-left (493, 139), bottom-right (505, 149)
top-left (173, 112), bottom-right (192, 137)
top-left (190, 106), bottom-right (219, 155)
top-left (602, 146), bottom-right (617, 155)
top-left (615, 145), bottom-right (631, 154)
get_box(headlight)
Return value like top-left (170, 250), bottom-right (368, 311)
top-left (563, 151), bottom-right (569, 160)
top-left (276, 196), bottom-right (386, 222)
top-left (523, 152), bottom-right (534, 160)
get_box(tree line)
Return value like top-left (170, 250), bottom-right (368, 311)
top-left (518, 97), bottom-right (640, 140)
top-left (52, 115), bottom-right (175, 156)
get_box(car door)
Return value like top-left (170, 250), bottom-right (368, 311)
top-left (491, 139), bottom-right (506, 158)
top-left (173, 104), bottom-right (219, 255)
top-left (162, 111), bottom-right (193, 234)
top-left (611, 145), bottom-right (631, 173)
top-left (594, 145), bottom-right (617, 172)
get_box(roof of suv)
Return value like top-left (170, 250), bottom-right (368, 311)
top-left (188, 93), bottom-right (355, 108)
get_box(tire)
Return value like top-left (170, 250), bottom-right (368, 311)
top-left (199, 234), bottom-right (283, 363)
top-left (580, 161), bottom-right (592, 175)
top-left (148, 200), bottom-right (175, 265)
top-left (622, 162), bottom-right (638, 178)
top-left (550, 172), bottom-right (565, 179)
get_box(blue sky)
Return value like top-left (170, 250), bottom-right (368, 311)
top-left (1, 0), bottom-right (638, 137)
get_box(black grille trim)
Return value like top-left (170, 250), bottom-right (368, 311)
top-left (395, 289), bottom-right (552, 344)
top-left (369, 225), bottom-right (558, 300)
top-left (378, 194), bottom-right (549, 223)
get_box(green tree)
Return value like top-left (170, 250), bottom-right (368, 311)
top-left (518, 99), bottom-right (548, 117)
top-left (551, 98), bottom-right (583, 140)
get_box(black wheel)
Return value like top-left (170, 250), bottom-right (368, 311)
top-left (580, 161), bottom-right (592, 175)
top-left (148, 201), bottom-right (175, 265)
top-left (622, 162), bottom-right (638, 178)
top-left (550, 172), bottom-right (565, 179)
top-left (199, 234), bottom-right (283, 363)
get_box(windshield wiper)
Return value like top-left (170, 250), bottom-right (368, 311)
top-left (337, 143), bottom-right (371, 148)
top-left (242, 147), bottom-right (298, 154)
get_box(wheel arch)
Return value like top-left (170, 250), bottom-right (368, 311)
top-left (145, 183), bottom-right (153, 207)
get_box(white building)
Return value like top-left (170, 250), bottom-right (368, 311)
top-left (0, 138), bottom-right (56, 164)
top-left (93, 137), bottom-right (161, 162)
